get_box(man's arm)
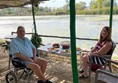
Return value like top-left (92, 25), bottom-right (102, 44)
top-left (15, 53), bottom-right (34, 62)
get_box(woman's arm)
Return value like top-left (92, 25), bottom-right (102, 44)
top-left (89, 41), bottom-right (99, 52)
top-left (92, 41), bottom-right (112, 56)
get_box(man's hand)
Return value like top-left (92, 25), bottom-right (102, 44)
top-left (33, 57), bottom-right (37, 63)
top-left (29, 58), bottom-right (34, 63)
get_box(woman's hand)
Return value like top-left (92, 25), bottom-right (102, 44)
top-left (87, 51), bottom-right (92, 56)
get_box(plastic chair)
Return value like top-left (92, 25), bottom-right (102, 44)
top-left (88, 41), bottom-right (116, 81)
top-left (95, 60), bottom-right (118, 83)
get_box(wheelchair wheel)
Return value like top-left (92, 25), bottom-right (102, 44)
top-left (5, 71), bottom-right (17, 83)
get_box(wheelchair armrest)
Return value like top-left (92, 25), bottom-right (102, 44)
top-left (12, 58), bottom-right (26, 68)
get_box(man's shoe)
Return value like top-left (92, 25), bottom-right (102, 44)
top-left (45, 80), bottom-right (52, 83)
top-left (37, 80), bottom-right (43, 83)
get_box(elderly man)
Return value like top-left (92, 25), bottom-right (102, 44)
top-left (10, 26), bottom-right (52, 83)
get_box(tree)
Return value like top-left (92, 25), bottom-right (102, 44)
top-left (97, 0), bottom-right (103, 8)
top-left (102, 0), bottom-right (117, 8)
top-left (114, 0), bottom-right (117, 6)
top-left (76, 1), bottom-right (87, 10)
top-left (65, 0), bottom-right (69, 11)
top-left (102, 0), bottom-right (110, 7)
top-left (90, 0), bottom-right (97, 9)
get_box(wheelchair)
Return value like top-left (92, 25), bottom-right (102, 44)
top-left (5, 56), bottom-right (33, 83)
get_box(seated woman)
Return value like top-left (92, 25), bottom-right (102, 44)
top-left (79, 26), bottom-right (112, 78)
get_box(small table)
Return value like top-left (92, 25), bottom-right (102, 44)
top-left (37, 43), bottom-right (82, 57)
top-left (5, 35), bottom-right (16, 40)
top-left (37, 44), bottom-right (52, 56)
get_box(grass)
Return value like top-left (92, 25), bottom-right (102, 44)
top-left (112, 55), bottom-right (118, 60)
top-left (0, 38), bottom-right (6, 44)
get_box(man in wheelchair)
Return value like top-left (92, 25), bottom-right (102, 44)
top-left (9, 26), bottom-right (52, 83)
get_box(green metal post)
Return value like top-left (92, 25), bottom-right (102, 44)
top-left (32, 3), bottom-right (38, 51)
top-left (70, 0), bottom-right (79, 83)
top-left (32, 3), bottom-right (37, 35)
top-left (109, 0), bottom-right (114, 36)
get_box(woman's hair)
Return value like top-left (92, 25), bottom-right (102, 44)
top-left (99, 26), bottom-right (111, 42)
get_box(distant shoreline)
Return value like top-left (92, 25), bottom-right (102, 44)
top-left (0, 15), bottom-right (118, 21)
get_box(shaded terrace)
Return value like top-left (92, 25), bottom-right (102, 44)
top-left (0, 0), bottom-right (118, 83)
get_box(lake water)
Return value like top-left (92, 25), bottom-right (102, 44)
top-left (0, 15), bottom-right (118, 54)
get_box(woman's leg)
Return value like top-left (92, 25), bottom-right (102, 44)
top-left (81, 54), bottom-right (89, 76)
top-left (79, 52), bottom-right (86, 72)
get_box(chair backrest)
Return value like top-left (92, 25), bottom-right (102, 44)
top-left (109, 41), bottom-right (116, 55)
top-left (103, 41), bottom-right (116, 59)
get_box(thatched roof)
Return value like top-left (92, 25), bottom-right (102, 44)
top-left (0, 0), bottom-right (48, 8)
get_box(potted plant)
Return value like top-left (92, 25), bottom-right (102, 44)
top-left (31, 33), bottom-right (42, 48)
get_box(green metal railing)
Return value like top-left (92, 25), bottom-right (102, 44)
top-left (11, 32), bottom-right (118, 44)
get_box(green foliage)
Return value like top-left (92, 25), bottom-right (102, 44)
top-left (31, 33), bottom-right (42, 48)
top-left (90, 0), bottom-right (97, 9)
top-left (102, 0), bottom-right (110, 7)
top-left (77, 6), bottom-right (118, 15)
top-left (76, 1), bottom-right (87, 10)
top-left (0, 38), bottom-right (6, 44)
top-left (90, 0), bottom-right (117, 9)
top-left (97, 0), bottom-right (103, 8)
top-left (0, 1), bottom-right (118, 16)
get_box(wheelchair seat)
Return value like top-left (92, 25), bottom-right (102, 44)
top-left (12, 57), bottom-right (26, 68)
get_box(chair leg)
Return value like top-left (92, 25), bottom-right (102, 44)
top-left (19, 70), bottom-right (25, 79)
top-left (8, 57), bottom-right (11, 69)
top-left (88, 66), bottom-right (91, 82)
top-left (26, 70), bottom-right (30, 83)
top-left (108, 62), bottom-right (112, 72)
top-left (88, 57), bottom-right (92, 82)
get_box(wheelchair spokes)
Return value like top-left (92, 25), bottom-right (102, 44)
top-left (5, 71), bottom-right (17, 83)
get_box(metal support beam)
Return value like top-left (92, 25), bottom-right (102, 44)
top-left (70, 0), bottom-right (79, 83)
top-left (109, 0), bottom-right (114, 37)
top-left (32, 3), bottom-right (37, 35)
